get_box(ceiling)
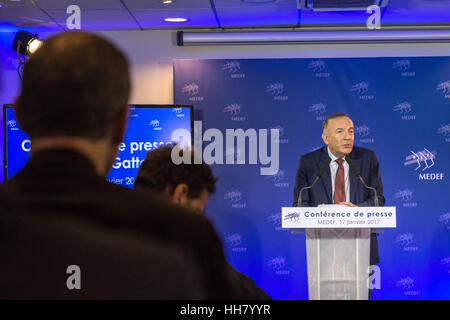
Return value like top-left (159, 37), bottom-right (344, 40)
top-left (0, 0), bottom-right (450, 33)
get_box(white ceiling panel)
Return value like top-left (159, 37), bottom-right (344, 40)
top-left (33, 0), bottom-right (125, 10)
top-left (44, 9), bottom-right (139, 30)
top-left (123, 0), bottom-right (212, 10)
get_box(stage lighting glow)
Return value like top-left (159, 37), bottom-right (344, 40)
top-left (12, 30), bottom-right (43, 56)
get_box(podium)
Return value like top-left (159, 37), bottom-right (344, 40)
top-left (282, 205), bottom-right (396, 300)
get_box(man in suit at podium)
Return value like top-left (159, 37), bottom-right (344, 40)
top-left (292, 112), bottom-right (385, 297)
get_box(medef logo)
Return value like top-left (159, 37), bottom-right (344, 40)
top-left (7, 120), bottom-right (19, 131)
top-left (394, 189), bottom-right (418, 208)
top-left (393, 102), bottom-right (416, 120)
top-left (438, 212), bottom-right (450, 230)
top-left (355, 124), bottom-right (374, 144)
top-left (267, 169), bottom-right (289, 188)
top-left (267, 256), bottom-right (290, 275)
top-left (393, 59), bottom-right (415, 77)
top-left (284, 212), bottom-right (301, 223)
top-left (308, 60), bottom-right (330, 78)
top-left (222, 61), bottom-right (245, 78)
top-left (224, 190), bottom-right (246, 209)
top-left (350, 81), bottom-right (374, 100)
top-left (181, 82), bottom-right (204, 101)
top-left (440, 257), bottom-right (450, 273)
top-left (396, 277), bottom-right (419, 296)
top-left (149, 119), bottom-right (162, 131)
top-left (223, 103), bottom-right (245, 122)
top-left (436, 80), bottom-right (450, 99)
top-left (395, 232), bottom-right (418, 252)
top-left (172, 107), bottom-right (184, 118)
top-left (266, 82), bottom-right (288, 101)
top-left (437, 123), bottom-right (450, 143)
top-left (404, 148), bottom-right (444, 181)
top-left (225, 233), bottom-right (247, 252)
top-left (308, 103), bottom-right (327, 121)
top-left (270, 125), bottom-right (288, 144)
top-left (267, 212), bottom-right (283, 231)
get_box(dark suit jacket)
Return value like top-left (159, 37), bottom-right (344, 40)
top-left (0, 148), bottom-right (232, 299)
top-left (227, 264), bottom-right (272, 300)
top-left (293, 146), bottom-right (385, 265)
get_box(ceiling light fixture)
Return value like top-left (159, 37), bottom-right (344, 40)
top-left (162, 0), bottom-right (174, 4)
top-left (177, 29), bottom-right (450, 46)
top-left (165, 17), bottom-right (188, 22)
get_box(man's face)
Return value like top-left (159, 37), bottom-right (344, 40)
top-left (322, 116), bottom-right (354, 158)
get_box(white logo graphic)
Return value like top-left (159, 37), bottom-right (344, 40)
top-left (395, 189), bottom-right (417, 207)
top-left (366, 5), bottom-right (381, 30)
top-left (267, 169), bottom-right (289, 188)
top-left (355, 125), bottom-right (374, 143)
top-left (270, 125), bottom-right (284, 137)
top-left (225, 233), bottom-right (247, 252)
top-left (437, 80), bottom-right (450, 95)
top-left (396, 277), bottom-right (415, 290)
top-left (172, 107), bottom-right (182, 114)
top-left (268, 169), bottom-right (284, 182)
top-left (396, 233), bottom-right (418, 252)
top-left (266, 82), bottom-right (288, 100)
top-left (393, 59), bottom-right (411, 71)
top-left (308, 60), bottom-right (326, 72)
top-left (267, 213), bottom-right (282, 228)
top-left (437, 124), bottom-right (450, 136)
top-left (225, 233), bottom-right (242, 246)
top-left (308, 103), bottom-right (326, 116)
top-left (440, 257), bottom-right (450, 269)
top-left (266, 82), bottom-right (284, 95)
top-left (149, 119), bottom-right (159, 127)
top-left (395, 189), bottom-right (413, 201)
top-left (267, 256), bottom-right (286, 270)
top-left (66, 265), bottom-right (81, 290)
top-left (171, 121), bottom-right (280, 176)
top-left (224, 190), bottom-right (242, 203)
top-left (355, 125), bottom-right (370, 137)
top-left (66, 5), bottom-right (81, 30)
top-left (270, 125), bottom-right (288, 144)
top-left (222, 61), bottom-right (240, 73)
top-left (396, 233), bottom-right (414, 246)
top-left (439, 212), bottom-right (450, 226)
top-left (7, 120), bottom-right (17, 127)
top-left (224, 103), bottom-right (241, 116)
top-left (351, 82), bottom-right (369, 95)
top-left (404, 149), bottom-right (436, 171)
top-left (393, 102), bottom-right (412, 114)
top-left (181, 82), bottom-right (200, 96)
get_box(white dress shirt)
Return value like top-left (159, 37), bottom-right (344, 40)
top-left (327, 147), bottom-right (350, 203)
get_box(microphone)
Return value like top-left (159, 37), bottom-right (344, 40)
top-left (346, 157), bottom-right (379, 207)
top-left (297, 156), bottom-right (331, 207)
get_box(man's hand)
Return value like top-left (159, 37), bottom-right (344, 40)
top-left (339, 201), bottom-right (358, 207)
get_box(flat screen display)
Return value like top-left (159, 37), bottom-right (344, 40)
top-left (3, 104), bottom-right (193, 188)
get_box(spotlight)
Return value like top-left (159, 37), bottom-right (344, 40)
top-left (12, 30), bottom-right (43, 56)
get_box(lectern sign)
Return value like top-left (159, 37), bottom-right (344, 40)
top-left (282, 206), bottom-right (397, 229)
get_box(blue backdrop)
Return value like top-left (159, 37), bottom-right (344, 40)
top-left (174, 57), bottom-right (450, 300)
